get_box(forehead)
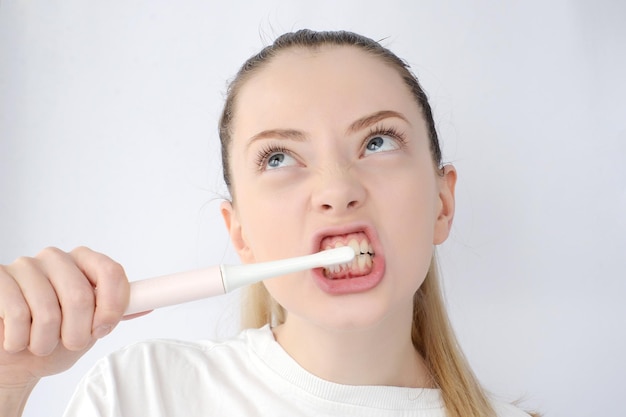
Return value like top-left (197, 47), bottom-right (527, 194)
top-left (232, 46), bottom-right (422, 136)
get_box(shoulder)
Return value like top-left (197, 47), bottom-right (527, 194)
top-left (65, 327), bottom-right (276, 415)
top-left (490, 397), bottom-right (535, 417)
top-left (103, 325), bottom-right (272, 369)
top-left (70, 327), bottom-right (268, 390)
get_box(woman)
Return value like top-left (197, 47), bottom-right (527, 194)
top-left (0, 30), bottom-right (534, 417)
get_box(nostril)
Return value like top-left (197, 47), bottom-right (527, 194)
top-left (320, 200), bottom-right (360, 212)
top-left (321, 200), bottom-right (359, 211)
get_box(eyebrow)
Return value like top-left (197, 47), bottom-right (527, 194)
top-left (247, 128), bottom-right (308, 149)
top-left (246, 110), bottom-right (410, 148)
top-left (346, 110), bottom-right (410, 134)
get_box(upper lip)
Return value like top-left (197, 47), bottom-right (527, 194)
top-left (311, 222), bottom-right (382, 257)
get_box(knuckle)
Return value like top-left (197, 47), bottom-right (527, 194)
top-left (70, 246), bottom-right (91, 257)
top-left (11, 255), bottom-right (36, 269)
top-left (6, 303), bottom-right (32, 324)
top-left (102, 260), bottom-right (125, 280)
top-left (36, 246), bottom-right (64, 260)
top-left (64, 287), bottom-right (95, 310)
top-left (36, 305), bottom-right (62, 328)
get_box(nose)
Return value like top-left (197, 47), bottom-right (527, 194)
top-left (310, 164), bottom-right (367, 215)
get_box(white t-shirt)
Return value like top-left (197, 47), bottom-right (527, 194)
top-left (63, 326), bottom-right (529, 416)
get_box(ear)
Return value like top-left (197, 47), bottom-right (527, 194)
top-left (220, 200), bottom-right (256, 264)
top-left (433, 165), bottom-right (457, 245)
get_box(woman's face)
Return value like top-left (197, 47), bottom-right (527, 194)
top-left (222, 46), bottom-right (456, 331)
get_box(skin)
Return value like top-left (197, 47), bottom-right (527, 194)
top-left (0, 247), bottom-right (132, 417)
top-left (221, 46), bottom-right (456, 387)
top-left (0, 45), bottom-right (456, 416)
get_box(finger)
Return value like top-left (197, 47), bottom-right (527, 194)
top-left (37, 247), bottom-right (95, 351)
top-left (122, 310), bottom-right (152, 321)
top-left (4, 257), bottom-right (62, 356)
top-left (69, 247), bottom-right (129, 338)
top-left (0, 264), bottom-right (32, 353)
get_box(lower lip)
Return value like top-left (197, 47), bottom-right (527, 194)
top-left (312, 256), bottom-right (386, 295)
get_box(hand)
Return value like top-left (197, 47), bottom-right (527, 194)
top-left (0, 247), bottom-right (130, 388)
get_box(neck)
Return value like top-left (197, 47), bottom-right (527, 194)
top-left (272, 309), bottom-right (433, 388)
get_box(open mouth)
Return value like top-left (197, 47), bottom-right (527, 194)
top-left (320, 231), bottom-right (375, 279)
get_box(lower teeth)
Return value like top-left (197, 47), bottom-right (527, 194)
top-left (325, 254), bottom-right (373, 277)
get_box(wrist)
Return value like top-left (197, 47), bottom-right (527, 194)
top-left (0, 380), bottom-right (39, 417)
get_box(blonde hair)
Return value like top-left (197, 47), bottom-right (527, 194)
top-left (221, 29), bottom-right (538, 417)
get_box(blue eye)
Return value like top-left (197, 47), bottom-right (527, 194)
top-left (257, 146), bottom-right (298, 170)
top-left (363, 134), bottom-right (401, 155)
top-left (267, 152), bottom-right (290, 169)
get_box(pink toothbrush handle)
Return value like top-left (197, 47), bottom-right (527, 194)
top-left (125, 266), bottom-right (224, 315)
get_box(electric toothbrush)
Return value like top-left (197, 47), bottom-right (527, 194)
top-left (125, 246), bottom-right (355, 315)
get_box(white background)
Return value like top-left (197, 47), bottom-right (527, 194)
top-left (1, 1), bottom-right (624, 416)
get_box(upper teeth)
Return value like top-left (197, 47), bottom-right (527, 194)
top-left (324, 238), bottom-right (374, 255)
top-left (323, 238), bottom-right (374, 273)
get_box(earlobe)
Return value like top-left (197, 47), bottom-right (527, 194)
top-left (220, 200), bottom-right (255, 263)
top-left (433, 165), bottom-right (457, 245)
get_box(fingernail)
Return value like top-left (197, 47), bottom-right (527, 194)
top-left (93, 325), bottom-right (113, 339)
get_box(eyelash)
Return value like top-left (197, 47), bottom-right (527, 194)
top-left (254, 143), bottom-right (292, 172)
top-left (253, 124), bottom-right (408, 171)
top-left (364, 124), bottom-right (408, 151)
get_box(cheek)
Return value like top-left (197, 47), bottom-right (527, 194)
top-left (375, 162), bottom-right (439, 229)
top-left (235, 184), bottom-right (307, 261)
top-left (374, 165), bottom-right (439, 273)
